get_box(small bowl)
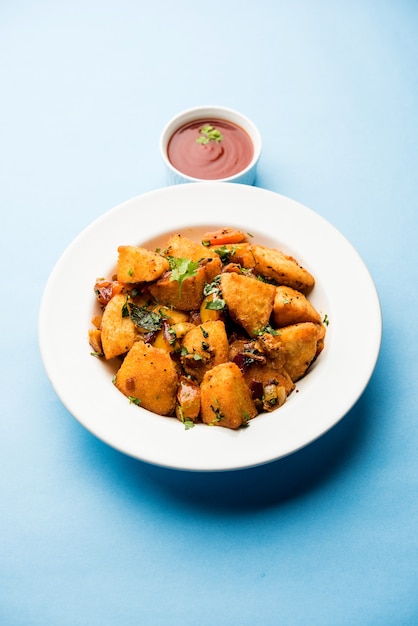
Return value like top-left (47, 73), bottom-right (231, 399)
top-left (160, 105), bottom-right (262, 185)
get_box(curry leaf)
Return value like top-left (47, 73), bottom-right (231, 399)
top-left (124, 301), bottom-right (162, 331)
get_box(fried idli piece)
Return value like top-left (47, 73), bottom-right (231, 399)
top-left (220, 272), bottom-right (276, 336)
top-left (88, 328), bottom-right (103, 356)
top-left (176, 376), bottom-right (201, 423)
top-left (115, 341), bottom-right (178, 416)
top-left (164, 234), bottom-right (222, 282)
top-left (250, 245), bottom-right (315, 294)
top-left (117, 246), bottom-right (170, 283)
top-left (200, 362), bottom-right (257, 429)
top-left (273, 286), bottom-right (321, 328)
top-left (278, 322), bottom-right (325, 382)
top-left (229, 336), bottom-right (295, 411)
top-left (148, 264), bottom-right (208, 311)
top-left (100, 294), bottom-right (139, 359)
top-left (181, 320), bottom-right (229, 383)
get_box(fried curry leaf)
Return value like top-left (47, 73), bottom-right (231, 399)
top-left (123, 300), bottom-right (163, 331)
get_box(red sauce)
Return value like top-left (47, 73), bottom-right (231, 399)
top-left (167, 118), bottom-right (254, 180)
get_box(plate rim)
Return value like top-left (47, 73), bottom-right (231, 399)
top-left (38, 183), bottom-right (382, 471)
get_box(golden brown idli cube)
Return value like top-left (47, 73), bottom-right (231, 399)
top-left (148, 264), bottom-right (208, 311)
top-left (250, 245), bottom-right (315, 294)
top-left (88, 328), bottom-right (103, 355)
top-left (278, 322), bottom-right (325, 382)
top-left (220, 272), bottom-right (276, 336)
top-left (181, 320), bottom-right (229, 383)
top-left (273, 286), bottom-right (321, 328)
top-left (164, 234), bottom-right (222, 282)
top-left (229, 335), bottom-right (294, 410)
top-left (243, 362), bottom-right (295, 410)
top-left (115, 341), bottom-right (178, 416)
top-left (200, 362), bottom-right (257, 429)
top-left (100, 294), bottom-right (139, 359)
top-left (117, 246), bottom-right (169, 283)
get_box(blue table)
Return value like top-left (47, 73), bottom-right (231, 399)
top-left (1, 2), bottom-right (417, 624)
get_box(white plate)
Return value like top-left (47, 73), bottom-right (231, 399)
top-left (39, 183), bottom-right (382, 472)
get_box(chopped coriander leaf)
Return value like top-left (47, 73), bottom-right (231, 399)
top-left (254, 324), bottom-right (279, 336)
top-left (323, 314), bottom-right (330, 326)
top-left (196, 124), bottom-right (223, 145)
top-left (214, 245), bottom-right (237, 263)
top-left (168, 256), bottom-right (199, 297)
top-left (210, 402), bottom-right (224, 423)
top-left (205, 298), bottom-right (225, 310)
top-left (203, 275), bottom-right (221, 297)
top-left (241, 411), bottom-right (251, 428)
top-left (167, 328), bottom-right (177, 345)
top-left (177, 406), bottom-right (195, 430)
top-left (128, 396), bottom-right (141, 406)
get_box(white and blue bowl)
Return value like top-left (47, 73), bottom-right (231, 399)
top-left (160, 105), bottom-right (262, 186)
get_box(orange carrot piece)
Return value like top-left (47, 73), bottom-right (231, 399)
top-left (201, 227), bottom-right (247, 246)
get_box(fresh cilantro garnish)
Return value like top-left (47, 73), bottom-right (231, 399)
top-left (323, 314), bottom-right (330, 326)
top-left (196, 124), bottom-right (223, 145)
top-left (214, 245), bottom-right (236, 263)
top-left (167, 327), bottom-right (177, 345)
top-left (177, 406), bottom-right (195, 430)
top-left (128, 396), bottom-right (141, 406)
top-left (203, 275), bottom-right (226, 310)
top-left (241, 411), bottom-right (251, 428)
top-left (205, 298), bottom-right (225, 311)
top-left (168, 257), bottom-right (199, 297)
top-left (210, 401), bottom-right (224, 424)
top-left (203, 275), bottom-right (221, 297)
top-left (254, 324), bottom-right (279, 336)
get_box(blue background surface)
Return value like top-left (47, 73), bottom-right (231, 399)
top-left (1, 1), bottom-right (417, 624)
